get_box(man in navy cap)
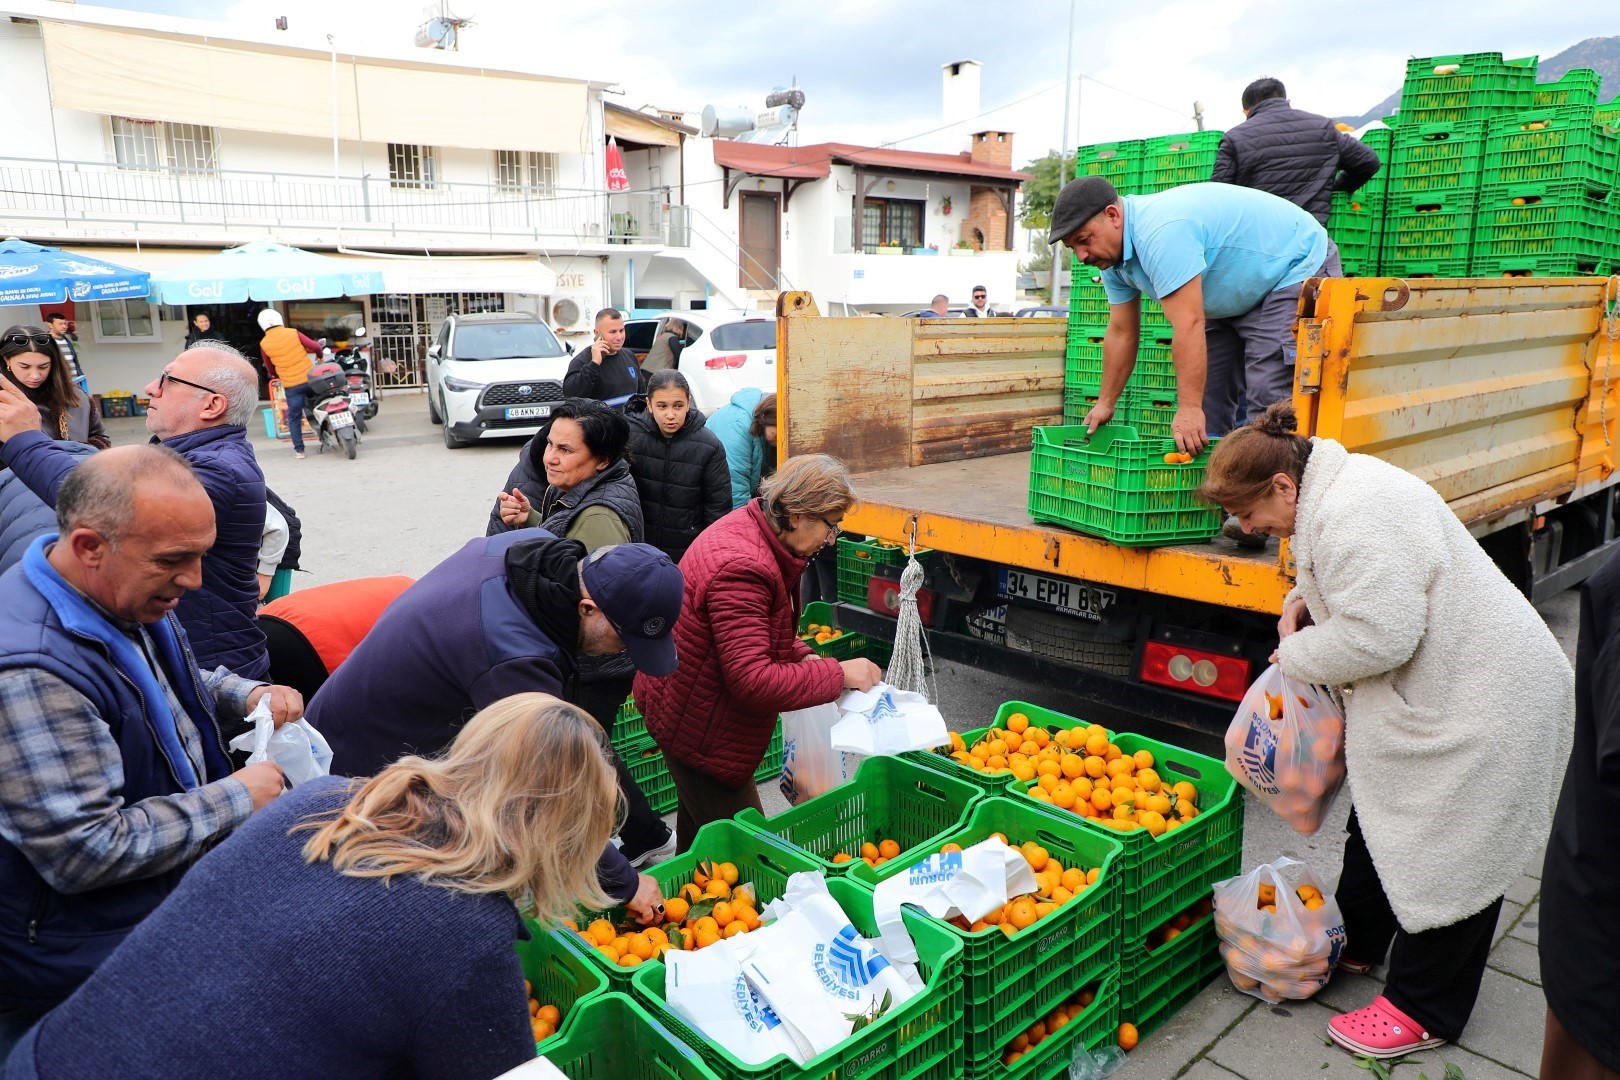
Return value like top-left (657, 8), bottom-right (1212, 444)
top-left (305, 532), bottom-right (684, 919)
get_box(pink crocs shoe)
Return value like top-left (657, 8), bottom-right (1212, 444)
top-left (1327, 996), bottom-right (1446, 1059)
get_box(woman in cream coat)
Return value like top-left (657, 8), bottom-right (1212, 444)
top-left (1203, 402), bottom-right (1572, 1061)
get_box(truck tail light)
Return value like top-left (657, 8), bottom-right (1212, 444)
top-left (704, 353), bottom-right (747, 369)
top-left (866, 575), bottom-right (935, 622)
top-left (1140, 640), bottom-right (1251, 702)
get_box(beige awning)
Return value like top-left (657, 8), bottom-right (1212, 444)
top-left (66, 247), bottom-right (558, 296)
top-left (605, 107), bottom-right (683, 148)
top-left (40, 21), bottom-right (590, 154)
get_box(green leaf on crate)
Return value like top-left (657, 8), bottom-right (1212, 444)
top-left (685, 899), bottom-right (717, 921)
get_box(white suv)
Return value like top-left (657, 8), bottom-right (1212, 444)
top-left (642, 310), bottom-right (777, 413)
top-left (426, 313), bottom-right (570, 449)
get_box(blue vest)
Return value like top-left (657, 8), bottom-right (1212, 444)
top-left (0, 539), bottom-right (235, 1007)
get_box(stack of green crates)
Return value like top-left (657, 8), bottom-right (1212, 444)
top-left (614, 700), bottom-right (784, 816)
top-left (541, 992), bottom-right (722, 1079)
top-left (1473, 107), bottom-right (1620, 276)
top-left (1138, 131), bottom-right (1224, 194)
top-left (1379, 54), bottom-right (1620, 278)
top-left (1075, 140), bottom-right (1144, 194)
top-left (1027, 424), bottom-right (1221, 547)
top-left (1326, 127), bottom-right (1393, 276)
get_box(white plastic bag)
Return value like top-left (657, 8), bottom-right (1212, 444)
top-left (496, 1056), bottom-right (568, 1079)
top-left (227, 699), bottom-right (333, 786)
top-left (778, 702), bottom-right (863, 806)
top-left (867, 837), bottom-right (1037, 963)
top-left (830, 684), bottom-right (950, 756)
top-left (1224, 664), bottom-right (1345, 835)
top-left (1213, 856), bottom-right (1346, 1003)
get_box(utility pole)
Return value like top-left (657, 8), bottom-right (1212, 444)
top-left (1060, 0), bottom-right (1076, 157)
top-left (1193, 100), bottom-right (1206, 132)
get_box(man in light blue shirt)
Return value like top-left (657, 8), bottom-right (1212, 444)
top-left (1048, 176), bottom-right (1338, 455)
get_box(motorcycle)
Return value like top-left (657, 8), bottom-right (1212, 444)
top-left (304, 357), bottom-right (361, 460)
top-left (333, 326), bottom-right (378, 429)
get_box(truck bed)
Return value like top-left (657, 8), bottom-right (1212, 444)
top-left (846, 451), bottom-right (1290, 615)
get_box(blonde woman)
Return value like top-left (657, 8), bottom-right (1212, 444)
top-left (4, 695), bottom-right (619, 1080)
top-left (635, 454), bottom-right (883, 851)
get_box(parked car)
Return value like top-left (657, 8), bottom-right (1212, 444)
top-left (898, 307), bottom-right (970, 318)
top-left (1013, 306), bottom-right (1068, 318)
top-left (425, 312), bottom-right (570, 449)
top-left (622, 317), bottom-right (662, 363)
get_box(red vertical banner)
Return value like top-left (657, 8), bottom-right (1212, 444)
top-left (605, 137), bottom-right (631, 192)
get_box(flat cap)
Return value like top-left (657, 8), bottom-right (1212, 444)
top-left (1048, 175), bottom-right (1119, 244)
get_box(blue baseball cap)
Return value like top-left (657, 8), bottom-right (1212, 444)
top-left (580, 543), bottom-right (683, 677)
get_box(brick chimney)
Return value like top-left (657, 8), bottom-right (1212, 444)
top-left (969, 129), bottom-right (1013, 168)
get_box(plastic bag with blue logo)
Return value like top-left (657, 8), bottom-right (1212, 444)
top-left (664, 941), bottom-right (803, 1065)
top-left (1223, 663), bottom-right (1345, 836)
top-left (1213, 856), bottom-right (1347, 1004)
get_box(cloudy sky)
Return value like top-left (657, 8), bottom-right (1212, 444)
top-left (90, 0), bottom-right (1612, 164)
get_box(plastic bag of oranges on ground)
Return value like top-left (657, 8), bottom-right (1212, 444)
top-left (1213, 856), bottom-right (1347, 1003)
top-left (1224, 664), bottom-right (1345, 835)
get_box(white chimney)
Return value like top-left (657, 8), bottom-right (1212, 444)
top-left (942, 59), bottom-right (982, 149)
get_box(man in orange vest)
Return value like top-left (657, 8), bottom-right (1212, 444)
top-left (256, 309), bottom-right (321, 460)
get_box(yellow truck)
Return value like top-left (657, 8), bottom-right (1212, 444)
top-left (775, 277), bottom-right (1620, 740)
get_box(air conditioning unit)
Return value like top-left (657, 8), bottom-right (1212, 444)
top-left (549, 296), bottom-right (590, 331)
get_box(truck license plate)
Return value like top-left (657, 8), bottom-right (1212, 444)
top-left (505, 405), bottom-right (552, 420)
top-left (327, 410), bottom-right (355, 429)
top-left (999, 569), bottom-right (1116, 621)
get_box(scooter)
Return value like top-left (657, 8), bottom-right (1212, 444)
top-left (333, 326), bottom-right (378, 428)
top-left (304, 358), bottom-right (360, 460)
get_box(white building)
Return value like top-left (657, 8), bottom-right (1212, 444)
top-left (0, 1), bottom-right (695, 395)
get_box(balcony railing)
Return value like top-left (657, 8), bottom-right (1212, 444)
top-left (0, 156), bottom-right (684, 246)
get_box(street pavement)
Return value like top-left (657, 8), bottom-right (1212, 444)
top-left (108, 394), bottom-right (1574, 1079)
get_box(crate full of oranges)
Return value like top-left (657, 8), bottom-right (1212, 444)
top-left (514, 923), bottom-right (609, 1048)
top-left (565, 820), bottom-right (819, 985)
top-left (852, 797), bottom-right (1123, 1074)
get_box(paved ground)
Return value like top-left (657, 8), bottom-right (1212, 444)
top-left (108, 395), bottom-right (1576, 1079)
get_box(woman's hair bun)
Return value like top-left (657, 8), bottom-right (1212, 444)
top-left (1255, 401), bottom-right (1299, 437)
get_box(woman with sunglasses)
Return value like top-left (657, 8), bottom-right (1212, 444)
top-left (634, 454), bottom-right (883, 851)
top-left (0, 326), bottom-right (108, 457)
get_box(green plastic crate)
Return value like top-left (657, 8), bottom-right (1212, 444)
top-left (1598, 95), bottom-right (1620, 126)
top-left (571, 820), bottom-right (819, 987)
top-left (850, 796), bottom-right (1123, 1076)
top-left (1028, 424), bottom-right (1221, 547)
top-left (1121, 913), bottom-right (1224, 1038)
top-left (798, 601), bottom-right (894, 667)
top-left (1397, 53), bottom-right (1538, 127)
top-left (1531, 67), bottom-right (1603, 111)
top-left (1471, 182), bottom-right (1618, 275)
top-left (835, 536), bottom-right (932, 606)
top-left (1068, 267), bottom-right (1168, 332)
top-left (632, 876), bottom-right (966, 1080)
top-left (1060, 387), bottom-right (1142, 430)
top-left (518, 923), bottom-right (611, 1047)
top-left (1381, 193), bottom-right (1477, 276)
top-left (1139, 131), bottom-right (1223, 194)
top-left (1388, 120), bottom-right (1487, 196)
top-left (1075, 140), bottom-right (1143, 194)
top-left (734, 754), bottom-right (983, 876)
top-left (964, 964), bottom-right (1121, 1080)
top-left (1482, 109), bottom-right (1620, 189)
top-left (542, 991), bottom-right (722, 1080)
top-left (620, 720), bottom-right (784, 814)
top-left (612, 695), bottom-right (647, 752)
top-left (1064, 331), bottom-right (1176, 395)
top-left (1327, 192), bottom-right (1385, 276)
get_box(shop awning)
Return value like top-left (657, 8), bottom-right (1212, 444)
top-left (605, 104), bottom-right (694, 149)
top-left (66, 247), bottom-right (559, 298)
top-left (40, 21), bottom-right (590, 154)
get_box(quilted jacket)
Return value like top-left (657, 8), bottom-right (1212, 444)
top-left (635, 500), bottom-right (844, 785)
top-left (625, 401), bottom-right (732, 564)
top-left (1210, 98), bottom-right (1381, 224)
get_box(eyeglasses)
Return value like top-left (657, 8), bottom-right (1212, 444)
top-left (818, 516), bottom-right (843, 540)
top-left (156, 371), bottom-right (221, 397)
top-left (2, 333), bottom-right (52, 349)
top-left (973, 293), bottom-right (987, 299)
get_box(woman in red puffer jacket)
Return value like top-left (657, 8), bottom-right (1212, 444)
top-left (635, 455), bottom-right (883, 851)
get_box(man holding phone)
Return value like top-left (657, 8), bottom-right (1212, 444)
top-left (563, 308), bottom-right (643, 409)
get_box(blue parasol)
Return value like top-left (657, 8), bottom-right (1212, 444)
top-left (150, 240), bottom-right (384, 305)
top-left (0, 238), bottom-right (151, 305)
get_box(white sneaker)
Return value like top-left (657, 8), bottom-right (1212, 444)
top-left (625, 829), bottom-right (677, 870)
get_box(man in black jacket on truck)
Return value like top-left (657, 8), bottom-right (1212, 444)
top-left (1211, 77), bottom-right (1381, 224)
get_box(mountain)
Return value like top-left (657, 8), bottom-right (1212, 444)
top-left (1340, 36), bottom-right (1620, 128)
